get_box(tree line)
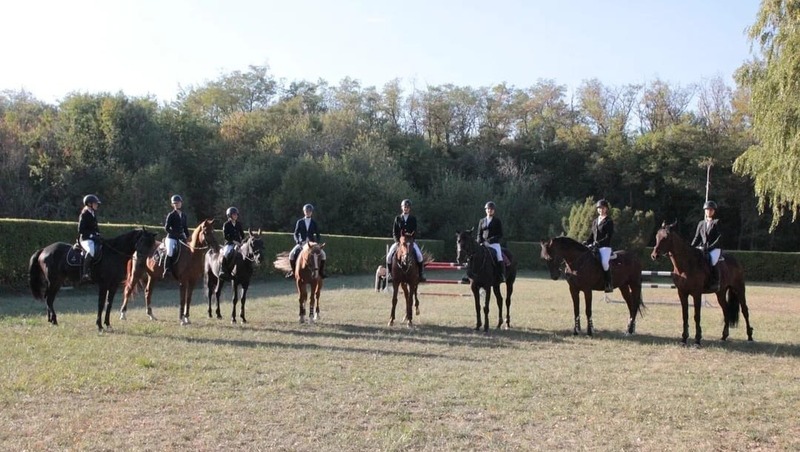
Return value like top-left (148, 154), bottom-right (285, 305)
top-left (2, 64), bottom-right (799, 251)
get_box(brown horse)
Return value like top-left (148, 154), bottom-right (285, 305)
top-left (455, 230), bottom-right (518, 331)
top-left (293, 241), bottom-right (324, 323)
top-left (388, 233), bottom-right (420, 327)
top-left (651, 222), bottom-right (754, 345)
top-left (120, 219), bottom-right (217, 325)
top-left (540, 236), bottom-right (644, 336)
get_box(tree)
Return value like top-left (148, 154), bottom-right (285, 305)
top-left (733, 0), bottom-right (800, 229)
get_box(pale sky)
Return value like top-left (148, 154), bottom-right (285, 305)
top-left (1, 0), bottom-right (761, 103)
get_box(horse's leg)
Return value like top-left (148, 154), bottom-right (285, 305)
top-left (206, 271), bottom-right (215, 318)
top-left (570, 285), bottom-right (581, 335)
top-left (618, 285), bottom-right (635, 335)
top-left (472, 284), bottom-right (482, 331)
top-left (402, 283), bottom-right (413, 327)
top-left (120, 278), bottom-right (133, 321)
top-left (482, 285), bottom-right (490, 333)
top-left (230, 280), bottom-right (240, 324)
top-left (504, 280), bottom-right (514, 328)
top-left (585, 290), bottom-right (594, 337)
top-left (239, 280), bottom-right (249, 324)
top-left (692, 292), bottom-right (703, 346)
top-left (45, 286), bottom-right (60, 326)
top-left (736, 283), bottom-right (754, 341)
top-left (308, 282), bottom-right (317, 324)
top-left (493, 283), bottom-right (504, 329)
top-left (716, 291), bottom-right (729, 341)
top-left (184, 284), bottom-right (195, 324)
top-left (313, 280), bottom-right (321, 320)
top-left (104, 284), bottom-right (119, 330)
top-left (414, 284), bottom-right (420, 316)
top-left (679, 292), bottom-right (690, 345)
top-left (96, 287), bottom-right (106, 332)
top-left (389, 281), bottom-right (399, 326)
top-left (145, 276), bottom-right (157, 321)
top-left (298, 280), bottom-right (307, 324)
top-left (179, 283), bottom-right (189, 325)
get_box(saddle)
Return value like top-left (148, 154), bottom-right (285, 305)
top-left (67, 241), bottom-right (103, 267)
top-left (155, 242), bottom-right (181, 267)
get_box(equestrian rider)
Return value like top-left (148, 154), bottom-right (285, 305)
top-left (477, 201), bottom-right (505, 283)
top-left (690, 200), bottom-right (722, 292)
top-left (386, 199), bottom-right (426, 282)
top-left (584, 199), bottom-right (614, 292)
top-left (163, 194), bottom-right (189, 279)
top-left (78, 194), bottom-right (102, 284)
top-left (286, 204), bottom-right (327, 279)
top-left (220, 206), bottom-right (245, 278)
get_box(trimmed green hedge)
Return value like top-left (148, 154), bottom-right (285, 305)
top-left (6, 218), bottom-right (800, 287)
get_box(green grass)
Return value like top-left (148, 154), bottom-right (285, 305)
top-left (1, 271), bottom-right (798, 451)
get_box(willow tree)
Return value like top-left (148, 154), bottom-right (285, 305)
top-left (734, 0), bottom-right (800, 229)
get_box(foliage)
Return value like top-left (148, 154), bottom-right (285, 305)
top-left (734, 0), bottom-right (800, 229)
top-left (564, 198), bottom-right (655, 251)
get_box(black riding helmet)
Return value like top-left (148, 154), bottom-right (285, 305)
top-left (703, 200), bottom-right (718, 210)
top-left (83, 194), bottom-right (101, 206)
top-left (171, 194), bottom-right (182, 204)
top-left (595, 199), bottom-right (610, 209)
top-left (484, 201), bottom-right (496, 209)
top-left (401, 199), bottom-right (412, 208)
top-left (226, 206), bottom-right (239, 218)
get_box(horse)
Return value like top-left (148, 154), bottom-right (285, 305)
top-left (540, 236), bottom-right (644, 336)
top-left (293, 241), bottom-right (324, 323)
top-left (119, 219), bottom-right (217, 325)
top-left (204, 229), bottom-right (264, 324)
top-left (651, 222), bottom-right (754, 345)
top-left (388, 233), bottom-right (420, 327)
top-left (455, 229), bottom-right (518, 332)
top-left (28, 228), bottom-right (157, 331)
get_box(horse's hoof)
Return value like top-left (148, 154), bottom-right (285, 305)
top-left (120, 312), bottom-right (127, 321)
top-left (388, 320), bottom-right (394, 327)
top-left (299, 316), bottom-right (305, 324)
top-left (415, 307), bottom-right (420, 316)
top-left (241, 318), bottom-right (247, 324)
top-left (148, 314), bottom-right (157, 321)
top-left (231, 319), bottom-right (237, 325)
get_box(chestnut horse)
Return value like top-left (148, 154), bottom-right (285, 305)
top-left (455, 229), bottom-right (518, 331)
top-left (120, 219), bottom-right (217, 325)
top-left (540, 236), bottom-right (644, 336)
top-left (388, 233), bottom-right (420, 327)
top-left (29, 228), bottom-right (156, 331)
top-left (293, 241), bottom-right (325, 323)
top-left (651, 222), bottom-right (754, 345)
top-left (205, 229), bottom-right (264, 324)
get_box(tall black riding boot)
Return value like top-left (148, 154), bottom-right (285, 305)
top-left (319, 260), bottom-right (327, 279)
top-left (497, 262), bottom-right (506, 283)
top-left (708, 264), bottom-right (720, 292)
top-left (162, 255), bottom-right (172, 279)
top-left (80, 254), bottom-right (94, 284)
top-left (603, 269), bottom-right (613, 293)
top-left (286, 258), bottom-right (296, 278)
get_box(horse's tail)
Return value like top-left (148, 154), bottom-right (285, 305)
top-left (725, 287), bottom-right (741, 328)
top-left (29, 248), bottom-right (45, 300)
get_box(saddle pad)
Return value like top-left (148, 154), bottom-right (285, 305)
top-left (66, 248), bottom-right (83, 267)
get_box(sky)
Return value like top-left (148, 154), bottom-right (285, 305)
top-left (1, 0), bottom-right (761, 104)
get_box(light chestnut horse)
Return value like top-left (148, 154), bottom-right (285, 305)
top-left (295, 241), bottom-right (325, 324)
top-left (120, 219), bottom-right (217, 325)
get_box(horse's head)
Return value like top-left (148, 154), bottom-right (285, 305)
top-left (299, 241), bottom-right (324, 278)
top-left (455, 228), bottom-right (475, 265)
top-left (398, 233), bottom-right (415, 267)
top-left (243, 228), bottom-right (264, 265)
top-left (651, 221), bottom-right (678, 261)
top-left (539, 238), bottom-right (562, 280)
top-left (191, 219), bottom-right (217, 249)
top-left (133, 228), bottom-right (158, 272)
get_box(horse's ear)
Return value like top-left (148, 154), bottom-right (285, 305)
top-left (467, 227), bottom-right (475, 233)
top-left (257, 228), bottom-right (262, 235)
top-left (320, 242), bottom-right (326, 248)
top-left (248, 227), bottom-right (253, 235)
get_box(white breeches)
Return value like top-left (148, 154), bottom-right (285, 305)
top-left (80, 240), bottom-right (96, 257)
top-left (165, 237), bottom-right (179, 257)
top-left (485, 243), bottom-right (502, 262)
top-left (599, 247), bottom-right (612, 271)
top-left (387, 242), bottom-right (423, 264)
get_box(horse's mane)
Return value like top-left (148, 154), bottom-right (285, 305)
top-left (106, 228), bottom-right (142, 249)
top-left (551, 236), bottom-right (587, 253)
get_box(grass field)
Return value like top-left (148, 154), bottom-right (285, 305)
top-left (1, 270), bottom-right (798, 451)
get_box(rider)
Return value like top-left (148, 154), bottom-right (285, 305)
top-left (584, 199), bottom-right (614, 293)
top-left (477, 201), bottom-right (505, 283)
top-left (286, 203), bottom-right (327, 279)
top-left (690, 200), bottom-right (722, 292)
top-left (78, 194), bottom-right (102, 284)
top-left (163, 194), bottom-right (189, 279)
top-left (386, 199), bottom-right (426, 282)
top-left (220, 206), bottom-right (245, 278)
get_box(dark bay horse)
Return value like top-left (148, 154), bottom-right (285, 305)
top-left (455, 229), bottom-right (518, 331)
top-left (388, 233), bottom-right (420, 327)
top-left (651, 222), bottom-right (754, 345)
top-left (205, 229), bottom-right (264, 324)
top-left (540, 236), bottom-right (644, 336)
top-left (120, 219), bottom-right (216, 325)
top-left (29, 228), bottom-right (157, 331)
